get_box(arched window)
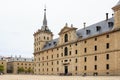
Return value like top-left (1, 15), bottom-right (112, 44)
top-left (64, 47), bottom-right (68, 56)
top-left (64, 34), bottom-right (68, 42)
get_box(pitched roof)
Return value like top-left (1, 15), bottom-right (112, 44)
top-left (116, 0), bottom-right (120, 6)
top-left (42, 17), bottom-right (114, 51)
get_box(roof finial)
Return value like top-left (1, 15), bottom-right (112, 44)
top-left (65, 23), bottom-right (68, 27)
top-left (44, 4), bottom-right (46, 11)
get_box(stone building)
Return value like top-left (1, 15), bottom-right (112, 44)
top-left (7, 56), bottom-right (34, 74)
top-left (33, 1), bottom-right (120, 76)
top-left (0, 56), bottom-right (7, 74)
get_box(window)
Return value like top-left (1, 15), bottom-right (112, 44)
top-left (47, 56), bottom-right (48, 59)
top-left (75, 58), bottom-right (78, 63)
top-left (51, 62), bottom-right (53, 65)
top-left (61, 53), bottom-right (63, 57)
top-left (51, 55), bottom-right (53, 59)
top-left (84, 57), bottom-right (87, 62)
top-left (47, 37), bottom-right (49, 40)
top-left (75, 43), bottom-right (77, 46)
top-left (84, 41), bottom-right (87, 44)
top-left (106, 54), bottom-right (109, 60)
top-left (106, 64), bottom-right (109, 70)
top-left (75, 50), bottom-right (78, 54)
top-left (108, 22), bottom-right (114, 28)
top-left (64, 60), bottom-right (68, 62)
top-left (52, 68), bottom-right (53, 71)
top-left (106, 43), bottom-right (110, 49)
top-left (95, 45), bottom-right (97, 51)
top-left (95, 56), bottom-right (97, 61)
top-left (75, 66), bottom-right (78, 71)
top-left (94, 65), bottom-right (97, 70)
top-left (47, 68), bottom-right (48, 72)
top-left (95, 38), bottom-right (97, 41)
top-left (57, 68), bottom-right (59, 72)
top-left (69, 51), bottom-right (71, 55)
top-left (57, 61), bottom-right (59, 65)
top-left (106, 34), bottom-right (109, 38)
top-left (84, 66), bottom-right (87, 70)
top-left (84, 48), bottom-right (87, 53)
top-left (42, 57), bottom-right (44, 60)
top-left (64, 34), bottom-right (68, 42)
top-left (64, 47), bottom-right (68, 56)
top-left (57, 54), bottom-right (59, 58)
top-left (96, 26), bottom-right (101, 32)
top-left (86, 30), bottom-right (91, 35)
top-left (44, 36), bottom-right (45, 40)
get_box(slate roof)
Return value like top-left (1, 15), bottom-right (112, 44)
top-left (42, 17), bottom-right (114, 51)
top-left (8, 57), bottom-right (34, 62)
top-left (0, 56), bottom-right (5, 60)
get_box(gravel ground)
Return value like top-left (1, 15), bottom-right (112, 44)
top-left (0, 75), bottom-right (120, 80)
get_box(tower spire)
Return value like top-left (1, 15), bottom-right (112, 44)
top-left (43, 5), bottom-right (47, 26)
top-left (41, 5), bottom-right (50, 31)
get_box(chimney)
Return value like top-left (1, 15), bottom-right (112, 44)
top-left (106, 13), bottom-right (109, 21)
top-left (71, 24), bottom-right (73, 27)
top-left (84, 22), bottom-right (86, 29)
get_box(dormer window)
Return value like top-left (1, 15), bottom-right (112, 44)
top-left (53, 42), bottom-right (56, 44)
top-left (64, 34), bottom-right (68, 42)
top-left (86, 30), bottom-right (91, 35)
top-left (49, 43), bottom-right (51, 46)
top-left (96, 26), bottom-right (101, 32)
top-left (108, 22), bottom-right (114, 28)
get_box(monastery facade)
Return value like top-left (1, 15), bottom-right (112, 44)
top-left (33, 1), bottom-right (120, 76)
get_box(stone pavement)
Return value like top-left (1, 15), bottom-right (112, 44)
top-left (0, 75), bottom-right (120, 80)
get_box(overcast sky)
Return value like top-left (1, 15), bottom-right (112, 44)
top-left (0, 0), bottom-right (118, 57)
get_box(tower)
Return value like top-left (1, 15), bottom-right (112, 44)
top-left (33, 7), bottom-right (53, 53)
top-left (112, 0), bottom-right (120, 29)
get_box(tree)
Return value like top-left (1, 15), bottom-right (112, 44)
top-left (27, 68), bottom-right (34, 74)
top-left (0, 65), bottom-right (4, 73)
top-left (17, 67), bottom-right (24, 73)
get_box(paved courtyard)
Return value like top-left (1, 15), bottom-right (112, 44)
top-left (0, 75), bottom-right (120, 80)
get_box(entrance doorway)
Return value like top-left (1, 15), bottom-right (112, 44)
top-left (64, 66), bottom-right (68, 75)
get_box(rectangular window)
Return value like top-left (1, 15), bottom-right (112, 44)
top-left (84, 48), bottom-right (87, 53)
top-left (51, 62), bottom-right (53, 65)
top-left (94, 65), bottom-right (97, 70)
top-left (75, 66), bottom-right (77, 71)
top-left (106, 54), bottom-right (109, 60)
top-left (57, 54), bottom-right (59, 58)
top-left (57, 68), bottom-right (59, 72)
top-left (106, 43), bottom-right (110, 49)
top-left (51, 55), bottom-right (53, 59)
top-left (61, 53), bottom-right (63, 57)
top-left (84, 66), bottom-right (87, 70)
top-left (84, 57), bottom-right (87, 62)
top-left (69, 51), bottom-right (71, 55)
top-left (95, 45), bottom-right (97, 51)
top-left (57, 61), bottom-right (59, 65)
top-left (75, 58), bottom-right (78, 63)
top-left (75, 43), bottom-right (77, 46)
top-left (75, 50), bottom-right (78, 54)
top-left (106, 64), bottom-right (109, 70)
top-left (106, 34), bottom-right (109, 38)
top-left (95, 56), bottom-right (97, 61)
top-left (95, 38), bottom-right (97, 41)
